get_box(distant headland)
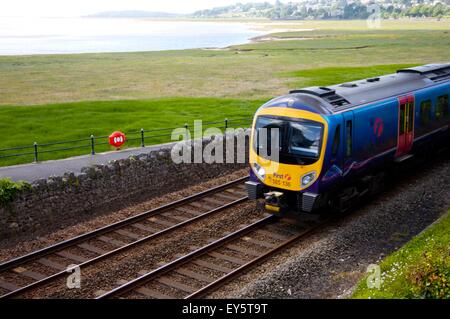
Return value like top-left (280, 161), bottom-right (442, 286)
top-left (85, 11), bottom-right (183, 18)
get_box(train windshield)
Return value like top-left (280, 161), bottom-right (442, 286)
top-left (254, 116), bottom-right (324, 165)
top-left (288, 121), bottom-right (322, 158)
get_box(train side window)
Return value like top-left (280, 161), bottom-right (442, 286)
top-left (407, 101), bottom-right (414, 132)
top-left (436, 95), bottom-right (447, 120)
top-left (437, 95), bottom-right (449, 119)
top-left (345, 121), bottom-right (352, 157)
top-left (420, 100), bottom-right (432, 126)
top-left (331, 125), bottom-right (340, 157)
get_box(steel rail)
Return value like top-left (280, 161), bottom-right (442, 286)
top-left (96, 215), bottom-right (277, 299)
top-left (1, 196), bottom-right (248, 299)
top-left (0, 176), bottom-right (248, 273)
top-left (185, 218), bottom-right (331, 299)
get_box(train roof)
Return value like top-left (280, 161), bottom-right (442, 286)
top-left (282, 63), bottom-right (450, 115)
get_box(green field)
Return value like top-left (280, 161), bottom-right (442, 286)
top-left (0, 19), bottom-right (449, 166)
top-left (0, 98), bottom-right (261, 165)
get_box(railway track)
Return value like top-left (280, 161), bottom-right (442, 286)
top-left (97, 213), bottom-right (329, 299)
top-left (0, 176), bottom-right (249, 298)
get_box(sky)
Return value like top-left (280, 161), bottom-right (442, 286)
top-left (1, 0), bottom-right (277, 17)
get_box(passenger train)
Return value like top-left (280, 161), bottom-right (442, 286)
top-left (245, 63), bottom-right (450, 214)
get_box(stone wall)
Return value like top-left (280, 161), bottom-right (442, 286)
top-left (0, 131), bottom-right (250, 240)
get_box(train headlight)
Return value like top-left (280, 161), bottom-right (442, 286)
top-left (301, 171), bottom-right (316, 188)
top-left (253, 163), bottom-right (266, 181)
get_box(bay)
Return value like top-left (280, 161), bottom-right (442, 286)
top-left (0, 17), bottom-right (263, 55)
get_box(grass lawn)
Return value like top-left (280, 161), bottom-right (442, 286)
top-left (0, 98), bottom-right (262, 166)
top-left (283, 63), bottom-right (418, 88)
top-left (351, 211), bottom-right (450, 299)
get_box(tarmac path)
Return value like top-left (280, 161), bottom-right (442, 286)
top-left (0, 143), bottom-right (175, 182)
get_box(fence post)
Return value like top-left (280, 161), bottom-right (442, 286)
top-left (141, 129), bottom-right (145, 148)
top-left (33, 142), bottom-right (38, 163)
top-left (90, 135), bottom-right (95, 155)
top-left (225, 118), bottom-right (228, 130)
top-left (184, 123), bottom-right (189, 140)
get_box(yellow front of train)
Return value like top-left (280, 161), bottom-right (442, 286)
top-left (248, 106), bottom-right (329, 213)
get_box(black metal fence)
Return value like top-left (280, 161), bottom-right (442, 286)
top-left (0, 117), bottom-right (251, 165)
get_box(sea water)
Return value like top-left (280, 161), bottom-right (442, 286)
top-left (0, 17), bottom-right (263, 55)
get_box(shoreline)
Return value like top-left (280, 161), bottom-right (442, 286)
top-left (0, 18), bottom-right (269, 57)
top-left (1, 18), bottom-right (449, 57)
top-left (0, 27), bottom-right (312, 57)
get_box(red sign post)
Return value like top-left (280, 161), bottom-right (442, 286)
top-left (109, 131), bottom-right (126, 149)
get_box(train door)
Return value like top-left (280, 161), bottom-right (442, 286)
top-left (395, 95), bottom-right (415, 157)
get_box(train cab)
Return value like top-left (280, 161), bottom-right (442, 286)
top-left (246, 95), bottom-right (330, 214)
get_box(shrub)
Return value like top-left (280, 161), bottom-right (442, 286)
top-left (408, 249), bottom-right (450, 299)
top-left (0, 178), bottom-right (31, 207)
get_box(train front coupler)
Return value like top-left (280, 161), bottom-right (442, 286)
top-left (264, 191), bottom-right (287, 214)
